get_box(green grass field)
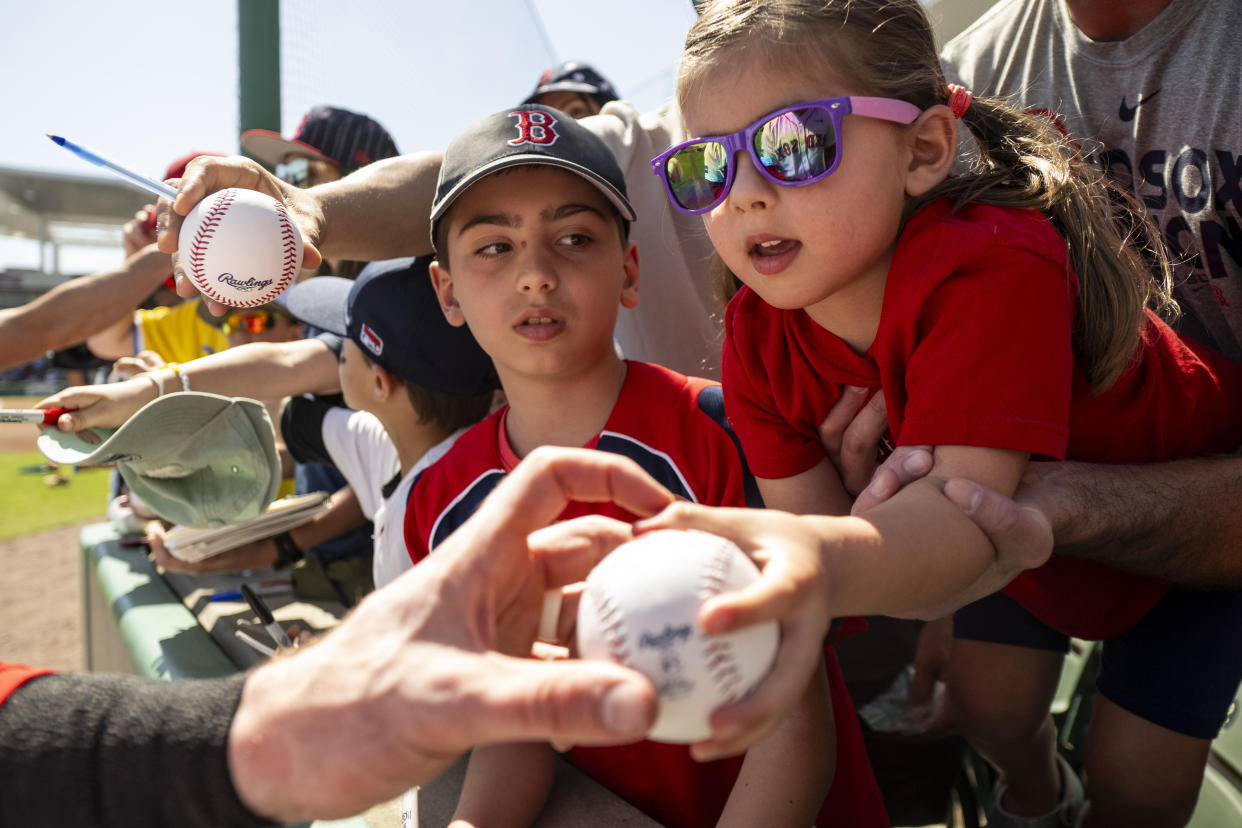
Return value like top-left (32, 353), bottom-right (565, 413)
top-left (0, 451), bottom-right (112, 541)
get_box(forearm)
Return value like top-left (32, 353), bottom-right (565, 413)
top-left (288, 487), bottom-right (367, 551)
top-left (820, 480), bottom-right (998, 617)
top-left (151, 338), bottom-right (340, 401)
top-left (3, 246), bottom-right (167, 367)
top-left (450, 743), bottom-right (556, 828)
top-left (314, 152), bottom-right (442, 261)
top-left (0, 672), bottom-right (270, 827)
top-left (1042, 455), bottom-right (1242, 587)
top-left (718, 662), bottom-right (834, 827)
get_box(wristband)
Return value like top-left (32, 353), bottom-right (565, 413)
top-left (272, 531), bottom-right (303, 569)
top-left (166, 363), bottom-right (191, 392)
top-left (137, 371), bottom-right (164, 399)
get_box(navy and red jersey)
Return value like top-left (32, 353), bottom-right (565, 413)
top-left (404, 360), bottom-right (886, 828)
top-left (724, 199), bottom-right (1242, 641)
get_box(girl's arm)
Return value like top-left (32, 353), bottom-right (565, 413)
top-left (716, 660), bottom-right (834, 828)
top-left (450, 743), bottom-right (556, 828)
top-left (636, 443), bottom-right (1027, 759)
top-left (756, 457), bottom-right (852, 517)
top-left (821, 444), bottom-right (1027, 617)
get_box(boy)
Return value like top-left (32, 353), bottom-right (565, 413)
top-left (278, 256), bottom-right (496, 588)
top-left (404, 105), bottom-right (886, 827)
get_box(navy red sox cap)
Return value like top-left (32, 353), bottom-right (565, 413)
top-left (429, 104), bottom-right (636, 253)
top-left (523, 61), bottom-right (619, 107)
top-left (284, 257), bottom-right (498, 396)
top-left (241, 106), bottom-right (399, 175)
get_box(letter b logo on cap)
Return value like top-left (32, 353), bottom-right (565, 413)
top-left (508, 111), bottom-right (558, 146)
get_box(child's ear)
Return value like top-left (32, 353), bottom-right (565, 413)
top-left (429, 260), bottom-right (466, 327)
top-left (371, 362), bottom-right (395, 402)
top-left (619, 242), bottom-right (640, 310)
top-left (904, 105), bottom-right (957, 197)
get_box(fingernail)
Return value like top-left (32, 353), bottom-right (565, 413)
top-left (903, 451), bottom-right (931, 474)
top-left (848, 385), bottom-right (867, 395)
top-left (961, 486), bottom-right (981, 514)
top-left (601, 681), bottom-right (649, 735)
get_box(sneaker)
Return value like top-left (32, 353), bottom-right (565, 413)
top-left (987, 754), bottom-right (1086, 828)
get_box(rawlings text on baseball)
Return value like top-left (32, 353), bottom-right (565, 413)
top-left (576, 529), bottom-right (779, 743)
top-left (179, 187), bottom-right (304, 307)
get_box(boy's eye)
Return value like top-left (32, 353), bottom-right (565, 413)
top-left (558, 232), bottom-right (592, 248)
top-left (475, 241), bottom-right (511, 258)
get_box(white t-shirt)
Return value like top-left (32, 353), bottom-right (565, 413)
top-left (318, 407), bottom-right (463, 588)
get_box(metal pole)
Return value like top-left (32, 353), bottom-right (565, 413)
top-left (238, 0), bottom-right (282, 165)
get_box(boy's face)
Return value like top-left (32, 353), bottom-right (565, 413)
top-left (337, 338), bottom-right (374, 411)
top-left (430, 166), bottom-right (638, 383)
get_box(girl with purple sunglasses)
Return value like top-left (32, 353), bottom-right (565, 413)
top-left (643, 1), bottom-right (1242, 826)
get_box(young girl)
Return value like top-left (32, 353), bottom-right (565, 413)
top-left (646, 1), bottom-right (1242, 826)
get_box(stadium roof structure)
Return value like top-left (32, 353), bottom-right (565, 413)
top-left (0, 165), bottom-right (149, 240)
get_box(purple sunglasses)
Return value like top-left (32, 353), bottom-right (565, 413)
top-left (651, 96), bottom-right (921, 215)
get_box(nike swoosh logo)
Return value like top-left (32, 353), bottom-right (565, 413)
top-left (1119, 89), bottom-right (1162, 122)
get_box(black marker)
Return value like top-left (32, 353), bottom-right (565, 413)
top-left (242, 583), bottom-right (294, 651)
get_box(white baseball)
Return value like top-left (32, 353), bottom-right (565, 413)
top-left (577, 529), bottom-right (778, 743)
top-left (179, 187), bottom-right (303, 308)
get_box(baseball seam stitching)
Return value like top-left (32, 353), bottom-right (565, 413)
top-left (188, 188), bottom-right (235, 302)
top-left (701, 541), bottom-right (746, 701)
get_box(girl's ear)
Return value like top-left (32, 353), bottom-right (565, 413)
top-left (429, 260), bottom-right (466, 327)
top-left (904, 104), bottom-right (958, 197)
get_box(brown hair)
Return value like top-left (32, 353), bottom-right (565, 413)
top-left (681, 0), bottom-right (1177, 391)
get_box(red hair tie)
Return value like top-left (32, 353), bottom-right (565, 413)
top-left (947, 84), bottom-right (973, 119)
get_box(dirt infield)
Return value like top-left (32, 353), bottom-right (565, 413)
top-left (1, 396), bottom-right (88, 671)
top-left (0, 518), bottom-right (90, 671)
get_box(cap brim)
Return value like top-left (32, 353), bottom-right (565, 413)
top-left (241, 130), bottom-right (338, 169)
top-left (38, 426), bottom-right (119, 466)
top-left (431, 155), bottom-right (636, 229)
top-left (523, 81), bottom-right (602, 104)
top-left (284, 276), bottom-right (352, 336)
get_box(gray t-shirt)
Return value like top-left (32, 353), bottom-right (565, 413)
top-left (941, 0), bottom-right (1242, 362)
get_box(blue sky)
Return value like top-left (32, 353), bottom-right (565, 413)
top-left (0, 0), bottom-right (697, 272)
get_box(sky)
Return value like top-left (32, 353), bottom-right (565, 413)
top-left (0, 0), bottom-right (698, 273)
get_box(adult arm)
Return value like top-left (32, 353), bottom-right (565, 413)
top-left (938, 454), bottom-right (1242, 588)
top-left (0, 448), bottom-right (670, 825)
top-left (0, 244), bottom-right (170, 371)
top-left (157, 153), bottom-right (443, 312)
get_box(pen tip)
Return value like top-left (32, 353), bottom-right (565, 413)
top-left (47, 134), bottom-right (64, 145)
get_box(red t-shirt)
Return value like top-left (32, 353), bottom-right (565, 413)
top-left (0, 662), bottom-right (53, 708)
top-left (404, 361), bottom-right (886, 828)
top-left (724, 199), bottom-right (1242, 640)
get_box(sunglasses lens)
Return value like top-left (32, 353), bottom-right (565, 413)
top-left (665, 142), bottom-right (730, 211)
top-left (276, 158), bottom-right (310, 188)
top-left (754, 107), bottom-right (836, 182)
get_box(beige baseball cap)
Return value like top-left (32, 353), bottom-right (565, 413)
top-left (38, 393), bottom-right (281, 529)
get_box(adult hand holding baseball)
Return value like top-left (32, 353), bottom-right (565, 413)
top-left (157, 155), bottom-right (323, 314)
top-left (633, 504), bottom-right (835, 760)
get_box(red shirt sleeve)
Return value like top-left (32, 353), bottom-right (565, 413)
top-left (894, 244), bottom-right (1075, 459)
top-left (0, 662), bottom-right (54, 708)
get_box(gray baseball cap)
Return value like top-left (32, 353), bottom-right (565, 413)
top-left (38, 393), bottom-right (281, 529)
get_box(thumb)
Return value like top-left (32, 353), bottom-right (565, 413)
top-left (465, 655), bottom-right (657, 749)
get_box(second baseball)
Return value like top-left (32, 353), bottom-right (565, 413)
top-left (577, 529), bottom-right (779, 743)
top-left (179, 187), bottom-right (304, 307)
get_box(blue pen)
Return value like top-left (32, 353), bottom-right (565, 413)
top-left (47, 134), bottom-right (178, 201)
